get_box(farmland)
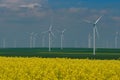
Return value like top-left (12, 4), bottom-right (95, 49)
top-left (0, 48), bottom-right (120, 59)
top-left (0, 57), bottom-right (120, 80)
top-left (0, 48), bottom-right (120, 80)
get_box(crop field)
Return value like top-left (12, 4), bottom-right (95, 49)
top-left (0, 48), bottom-right (120, 80)
top-left (0, 57), bottom-right (120, 80)
top-left (0, 48), bottom-right (120, 59)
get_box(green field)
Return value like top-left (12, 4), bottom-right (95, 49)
top-left (0, 48), bottom-right (120, 59)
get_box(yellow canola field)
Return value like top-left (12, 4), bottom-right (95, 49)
top-left (0, 57), bottom-right (120, 80)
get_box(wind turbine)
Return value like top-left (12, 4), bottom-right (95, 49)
top-left (88, 33), bottom-right (92, 48)
top-left (3, 38), bottom-right (6, 48)
top-left (33, 33), bottom-right (38, 48)
top-left (106, 40), bottom-right (108, 48)
top-left (83, 16), bottom-right (102, 55)
top-left (93, 16), bottom-right (102, 55)
top-left (115, 32), bottom-right (119, 48)
top-left (43, 25), bottom-right (55, 52)
top-left (30, 32), bottom-right (34, 48)
top-left (42, 33), bottom-right (45, 48)
top-left (14, 40), bottom-right (16, 48)
top-left (74, 40), bottom-right (78, 48)
top-left (60, 29), bottom-right (66, 50)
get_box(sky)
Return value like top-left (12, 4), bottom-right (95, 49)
top-left (0, 0), bottom-right (120, 48)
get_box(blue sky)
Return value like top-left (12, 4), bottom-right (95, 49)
top-left (0, 0), bottom-right (120, 48)
top-left (49, 0), bottom-right (120, 9)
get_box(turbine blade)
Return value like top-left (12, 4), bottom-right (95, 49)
top-left (49, 25), bottom-right (53, 31)
top-left (95, 27), bottom-right (99, 39)
top-left (62, 29), bottom-right (66, 33)
top-left (116, 32), bottom-right (119, 36)
top-left (62, 35), bottom-right (64, 40)
top-left (83, 19), bottom-right (92, 24)
top-left (94, 16), bottom-right (102, 24)
top-left (30, 32), bottom-right (34, 36)
top-left (51, 31), bottom-right (55, 38)
top-left (89, 33), bottom-right (91, 39)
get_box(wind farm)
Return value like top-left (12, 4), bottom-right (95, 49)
top-left (0, 0), bottom-right (119, 60)
top-left (0, 0), bottom-right (120, 80)
top-left (0, 15), bottom-right (120, 59)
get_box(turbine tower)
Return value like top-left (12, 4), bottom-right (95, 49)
top-left (33, 33), bottom-right (38, 48)
top-left (74, 40), bottom-right (78, 48)
top-left (60, 29), bottom-right (66, 50)
top-left (30, 32), bottom-right (34, 48)
top-left (88, 33), bottom-right (92, 48)
top-left (14, 40), bottom-right (16, 48)
top-left (3, 38), bottom-right (6, 48)
top-left (83, 16), bottom-right (102, 55)
top-left (106, 40), bottom-right (109, 48)
top-left (115, 32), bottom-right (119, 48)
top-left (42, 33), bottom-right (45, 48)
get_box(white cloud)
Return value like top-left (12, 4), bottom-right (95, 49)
top-left (99, 10), bottom-right (108, 14)
top-left (112, 16), bottom-right (120, 21)
top-left (19, 3), bottom-right (42, 9)
top-left (0, 0), bottom-right (48, 18)
top-left (2, 0), bottom-right (20, 3)
top-left (68, 7), bottom-right (88, 13)
top-left (0, 0), bottom-right (47, 9)
top-left (0, 4), bottom-right (8, 7)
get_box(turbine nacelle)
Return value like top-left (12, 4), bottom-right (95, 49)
top-left (61, 29), bottom-right (66, 36)
top-left (116, 32), bottom-right (119, 36)
top-left (93, 24), bottom-right (96, 27)
top-left (62, 29), bottom-right (66, 34)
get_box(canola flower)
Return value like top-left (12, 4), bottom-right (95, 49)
top-left (0, 57), bottom-right (120, 80)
